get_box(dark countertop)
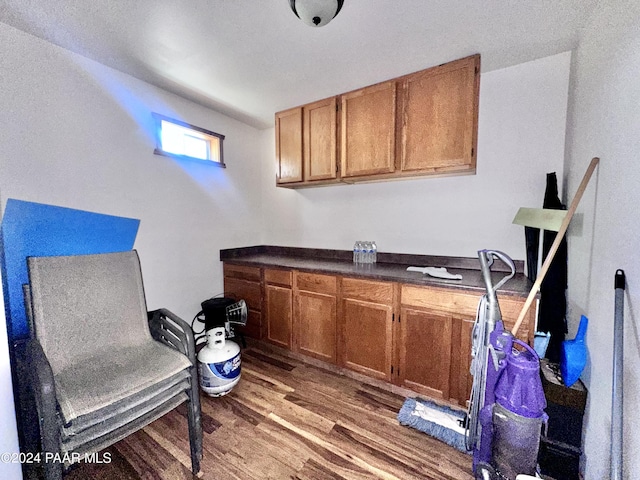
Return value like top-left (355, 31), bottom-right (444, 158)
top-left (220, 246), bottom-right (535, 298)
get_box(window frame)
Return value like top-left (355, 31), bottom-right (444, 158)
top-left (153, 113), bottom-right (225, 168)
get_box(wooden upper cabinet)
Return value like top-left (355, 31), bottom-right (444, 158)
top-left (304, 97), bottom-right (337, 181)
top-left (340, 81), bottom-right (396, 178)
top-left (275, 54), bottom-right (480, 187)
top-left (398, 55), bottom-right (480, 174)
top-left (275, 107), bottom-right (303, 184)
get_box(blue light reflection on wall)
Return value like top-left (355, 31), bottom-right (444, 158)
top-left (11, 2), bottom-right (232, 194)
top-left (0, 199), bottom-right (139, 340)
top-left (78, 58), bottom-right (232, 193)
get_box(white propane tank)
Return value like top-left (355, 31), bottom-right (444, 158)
top-left (197, 327), bottom-right (241, 397)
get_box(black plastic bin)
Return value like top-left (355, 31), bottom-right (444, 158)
top-left (538, 436), bottom-right (581, 480)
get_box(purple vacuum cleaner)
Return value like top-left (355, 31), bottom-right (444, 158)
top-left (465, 250), bottom-right (548, 480)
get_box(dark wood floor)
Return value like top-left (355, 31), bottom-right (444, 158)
top-left (67, 346), bottom-right (473, 480)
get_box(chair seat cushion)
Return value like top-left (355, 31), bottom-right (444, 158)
top-left (54, 340), bottom-right (191, 423)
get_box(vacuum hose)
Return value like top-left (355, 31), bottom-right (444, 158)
top-left (465, 250), bottom-right (516, 453)
top-left (465, 293), bottom-right (489, 451)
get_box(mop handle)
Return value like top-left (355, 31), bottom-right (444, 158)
top-left (611, 269), bottom-right (625, 480)
top-left (511, 157), bottom-right (600, 337)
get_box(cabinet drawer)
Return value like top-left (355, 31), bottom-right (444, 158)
top-left (341, 278), bottom-right (394, 304)
top-left (401, 284), bottom-right (478, 315)
top-left (402, 284), bottom-right (533, 344)
top-left (223, 264), bottom-right (261, 282)
top-left (295, 272), bottom-right (337, 295)
top-left (265, 268), bottom-right (292, 287)
top-left (224, 277), bottom-right (262, 312)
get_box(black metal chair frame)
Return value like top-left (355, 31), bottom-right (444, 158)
top-left (21, 305), bottom-right (202, 479)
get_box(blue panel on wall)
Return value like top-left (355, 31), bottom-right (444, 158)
top-left (0, 199), bottom-right (140, 340)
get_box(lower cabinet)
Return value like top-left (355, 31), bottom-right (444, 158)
top-left (397, 308), bottom-right (453, 399)
top-left (294, 272), bottom-right (338, 363)
top-left (340, 278), bottom-right (395, 382)
top-left (223, 261), bottom-right (534, 408)
top-left (401, 283), bottom-right (535, 406)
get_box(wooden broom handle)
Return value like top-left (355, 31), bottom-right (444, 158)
top-left (511, 157), bottom-right (600, 337)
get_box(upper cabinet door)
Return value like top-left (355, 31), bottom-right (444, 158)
top-left (304, 97), bottom-right (337, 181)
top-left (275, 107), bottom-right (303, 184)
top-left (398, 55), bottom-right (480, 174)
top-left (340, 81), bottom-right (396, 178)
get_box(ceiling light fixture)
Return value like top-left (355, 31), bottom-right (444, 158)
top-left (289, 0), bottom-right (344, 27)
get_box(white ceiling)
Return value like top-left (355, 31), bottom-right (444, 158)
top-left (1, 0), bottom-right (597, 129)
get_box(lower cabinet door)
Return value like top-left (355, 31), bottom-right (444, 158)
top-left (342, 298), bottom-right (393, 381)
top-left (449, 316), bottom-right (475, 406)
top-left (295, 290), bottom-right (337, 363)
top-left (266, 284), bottom-right (293, 349)
top-left (458, 317), bottom-right (475, 405)
top-left (398, 307), bottom-right (453, 399)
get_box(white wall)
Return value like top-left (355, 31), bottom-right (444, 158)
top-left (564, 0), bottom-right (640, 478)
top-left (0, 23), bottom-right (264, 321)
top-left (0, 274), bottom-right (22, 479)
top-left (260, 52), bottom-right (572, 262)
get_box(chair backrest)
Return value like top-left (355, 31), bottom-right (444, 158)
top-left (27, 250), bottom-right (153, 373)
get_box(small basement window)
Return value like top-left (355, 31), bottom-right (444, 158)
top-left (153, 113), bottom-right (225, 167)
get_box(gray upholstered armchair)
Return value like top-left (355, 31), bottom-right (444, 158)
top-left (21, 250), bottom-right (202, 479)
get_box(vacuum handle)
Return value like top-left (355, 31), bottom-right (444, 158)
top-left (490, 251), bottom-right (516, 291)
top-left (491, 250), bottom-right (516, 276)
top-left (477, 249), bottom-right (516, 294)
